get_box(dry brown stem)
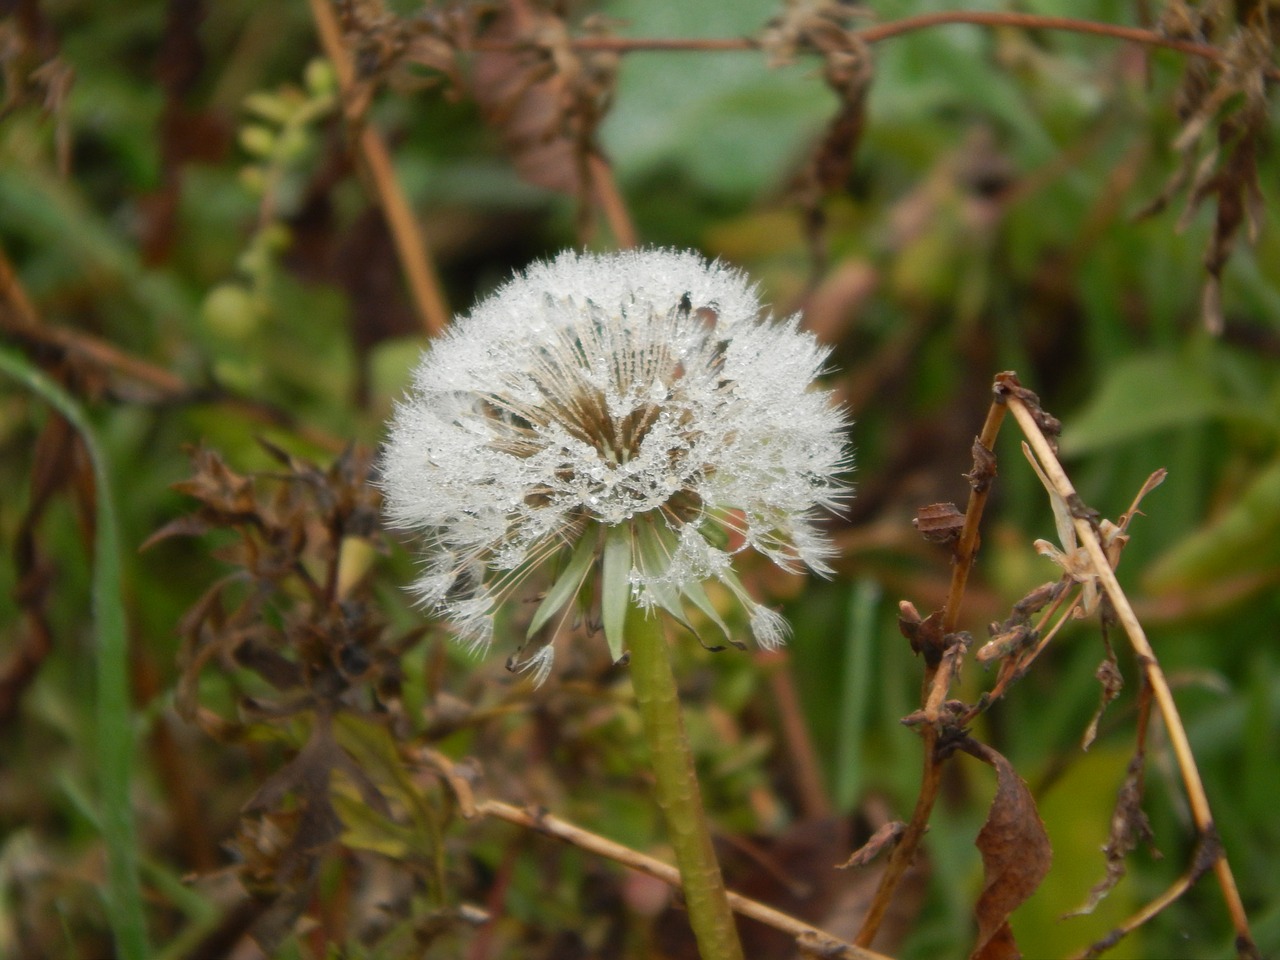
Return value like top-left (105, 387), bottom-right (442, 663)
top-left (587, 152), bottom-right (638, 249)
top-left (308, 0), bottom-right (450, 336)
top-left (854, 401), bottom-right (1006, 947)
top-left (421, 748), bottom-right (892, 960)
top-left (854, 370), bottom-right (1255, 956)
top-left (999, 372), bottom-right (1257, 958)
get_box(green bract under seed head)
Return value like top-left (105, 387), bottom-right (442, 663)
top-left (380, 248), bottom-right (851, 680)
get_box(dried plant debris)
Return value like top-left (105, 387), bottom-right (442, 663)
top-left (762, 1), bottom-right (873, 189)
top-left (337, 0), bottom-right (472, 99)
top-left (468, 6), bottom-right (619, 196)
top-left (1021, 442), bottom-right (1165, 621)
top-left (148, 441), bottom-right (427, 723)
top-left (963, 740), bottom-right (1053, 960)
top-left (1080, 622), bottom-right (1123, 751)
top-left (1140, 0), bottom-right (1274, 332)
top-left (976, 581), bottom-right (1061, 665)
top-left (913, 501), bottom-right (965, 545)
top-left (149, 444), bottom-right (444, 951)
top-left (763, 2), bottom-right (873, 266)
top-left (837, 820), bottom-right (908, 869)
top-left (1070, 741), bottom-right (1159, 918)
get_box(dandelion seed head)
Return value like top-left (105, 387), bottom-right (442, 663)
top-left (381, 249), bottom-right (851, 670)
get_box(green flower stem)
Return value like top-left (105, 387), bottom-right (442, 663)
top-left (626, 604), bottom-right (744, 960)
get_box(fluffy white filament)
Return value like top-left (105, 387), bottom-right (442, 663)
top-left (381, 248), bottom-right (850, 679)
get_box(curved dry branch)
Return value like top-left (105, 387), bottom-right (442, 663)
top-left (421, 748), bottom-right (894, 960)
top-left (999, 373), bottom-right (1257, 959)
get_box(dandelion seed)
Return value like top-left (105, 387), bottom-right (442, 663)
top-left (513, 645), bottom-right (556, 687)
top-left (380, 248), bottom-right (851, 680)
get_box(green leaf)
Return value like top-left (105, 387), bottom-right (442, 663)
top-left (1145, 454), bottom-right (1280, 593)
top-left (239, 123), bottom-right (278, 158)
top-left (243, 91), bottom-right (295, 125)
top-left (527, 531), bottom-right (597, 639)
top-left (601, 526), bottom-right (632, 662)
top-left (1059, 352), bottom-right (1223, 455)
top-left (332, 789), bottom-right (419, 859)
top-left (333, 713), bottom-right (416, 801)
top-left (599, 0), bottom-right (832, 195)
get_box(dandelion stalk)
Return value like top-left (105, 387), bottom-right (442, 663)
top-left (626, 604), bottom-right (743, 960)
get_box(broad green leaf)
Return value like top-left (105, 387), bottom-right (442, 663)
top-left (599, 0), bottom-right (832, 194)
top-left (1145, 454), bottom-right (1280, 593)
top-left (1010, 747), bottom-right (1143, 959)
top-left (601, 526), bottom-right (632, 662)
top-left (333, 714), bottom-right (441, 856)
top-left (527, 531), bottom-right (597, 639)
top-left (1059, 353), bottom-right (1223, 455)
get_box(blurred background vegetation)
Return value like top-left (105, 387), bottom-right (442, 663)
top-left (2, 1), bottom-right (1279, 958)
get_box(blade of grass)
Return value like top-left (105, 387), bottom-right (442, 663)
top-left (0, 346), bottom-right (149, 960)
top-left (835, 577), bottom-right (880, 812)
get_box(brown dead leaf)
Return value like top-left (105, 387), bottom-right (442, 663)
top-left (469, 9), bottom-right (617, 196)
top-left (964, 740), bottom-right (1052, 960)
top-left (897, 601), bottom-right (946, 667)
top-left (764, 2), bottom-right (872, 269)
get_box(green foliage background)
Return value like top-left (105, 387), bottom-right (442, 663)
top-left (2, 1), bottom-right (1279, 958)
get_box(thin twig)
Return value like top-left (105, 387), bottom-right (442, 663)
top-left (854, 396), bottom-right (1006, 948)
top-left (587, 153), bottom-right (638, 249)
top-left (420, 749), bottom-right (893, 960)
top-left (1071, 870), bottom-right (1196, 959)
top-left (974, 588), bottom-right (1080, 712)
top-left (307, 0), bottom-right (450, 335)
top-left (475, 11), bottom-right (1229, 66)
top-left (853, 12), bottom-right (1226, 62)
top-left (943, 403), bottom-right (1008, 637)
top-left (1001, 375), bottom-right (1257, 958)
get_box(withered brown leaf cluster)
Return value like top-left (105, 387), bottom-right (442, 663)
top-left (1140, 0), bottom-right (1276, 332)
top-left (763, 1), bottom-right (873, 267)
top-left (148, 443), bottom-right (440, 952)
top-left (147, 442), bottom-right (406, 729)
